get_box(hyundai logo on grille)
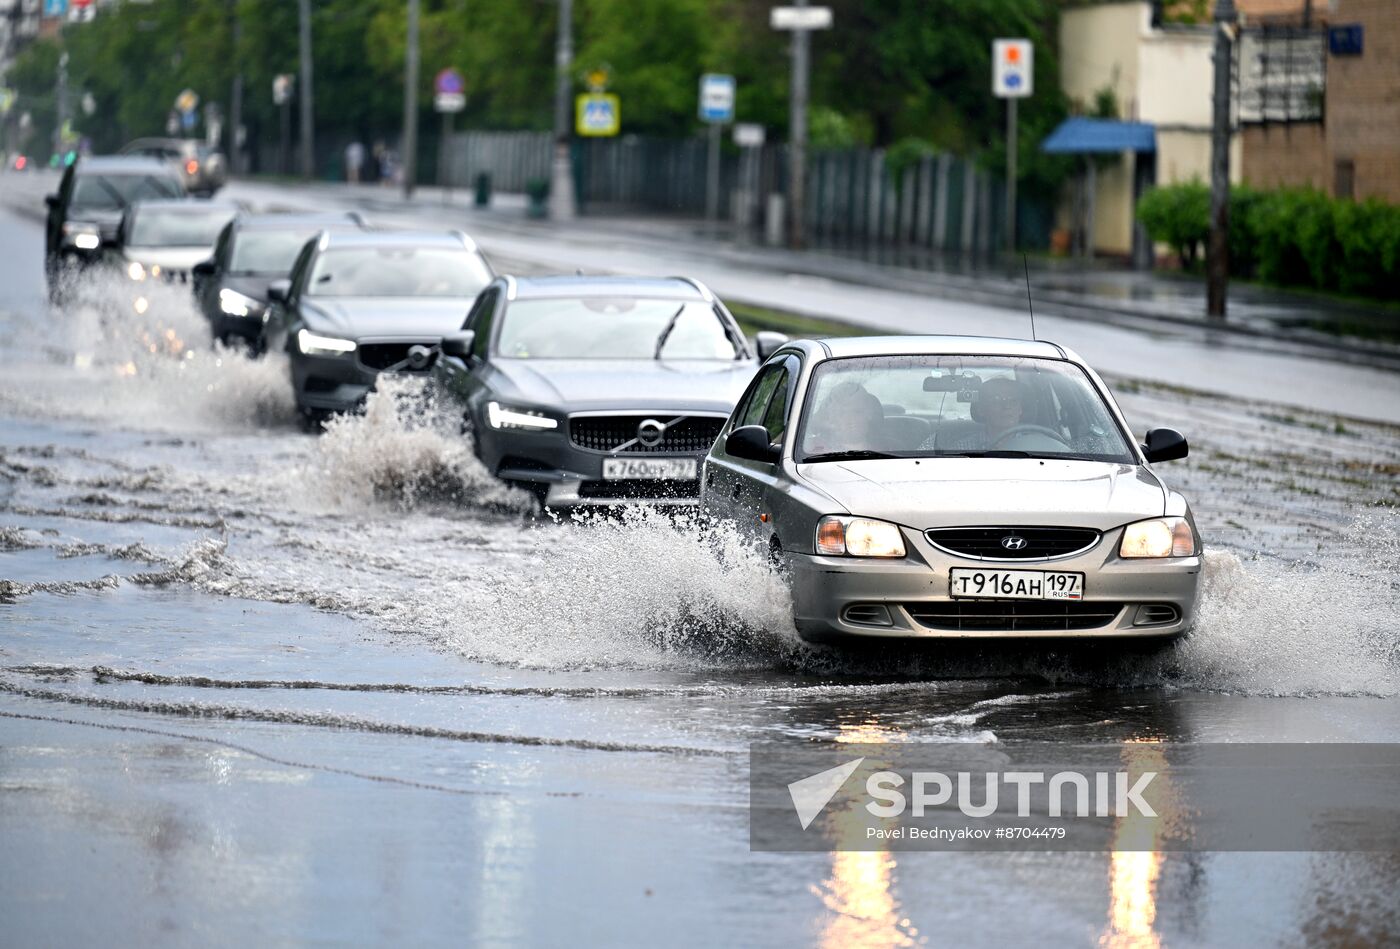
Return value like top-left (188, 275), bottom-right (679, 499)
top-left (637, 419), bottom-right (666, 448)
top-left (1000, 535), bottom-right (1027, 550)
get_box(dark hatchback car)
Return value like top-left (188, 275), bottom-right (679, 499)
top-left (193, 211), bottom-right (367, 348)
top-left (44, 155), bottom-right (185, 299)
top-left (432, 275), bottom-right (783, 507)
top-left (263, 229), bottom-right (494, 422)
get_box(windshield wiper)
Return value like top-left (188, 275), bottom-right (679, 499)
top-left (801, 449), bottom-right (902, 463)
top-left (652, 304), bottom-right (686, 359)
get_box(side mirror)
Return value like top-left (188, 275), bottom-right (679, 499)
top-left (266, 279), bottom-right (292, 305)
top-left (1141, 428), bottom-right (1188, 463)
top-left (725, 424), bottom-right (780, 464)
top-left (192, 260), bottom-right (216, 278)
top-left (440, 330), bottom-right (476, 360)
top-left (45, 194), bottom-right (60, 210)
top-left (754, 331), bottom-right (789, 361)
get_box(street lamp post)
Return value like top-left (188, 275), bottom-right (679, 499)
top-left (298, 0), bottom-right (314, 180)
top-left (402, 0), bottom-right (419, 198)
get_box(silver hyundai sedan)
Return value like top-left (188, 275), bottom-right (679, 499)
top-left (700, 336), bottom-right (1201, 643)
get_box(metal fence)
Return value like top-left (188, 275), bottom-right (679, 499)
top-left (444, 130), bottom-right (1045, 252)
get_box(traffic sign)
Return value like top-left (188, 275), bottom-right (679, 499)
top-left (771, 6), bottom-right (832, 30)
top-left (733, 123), bottom-right (765, 147)
top-left (272, 74), bottom-right (294, 106)
top-left (435, 68), bottom-right (465, 96)
top-left (992, 39), bottom-right (1033, 98)
top-left (42, 0), bottom-right (67, 16)
top-left (575, 94), bottom-right (620, 137)
top-left (698, 74), bottom-right (735, 123)
top-left (435, 93), bottom-right (466, 113)
top-left (175, 88), bottom-right (199, 116)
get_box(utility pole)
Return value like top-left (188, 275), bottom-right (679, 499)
top-left (550, 0), bottom-right (576, 220)
top-left (402, 0), bottom-right (419, 197)
top-left (229, 2), bottom-right (243, 176)
top-left (772, 3), bottom-right (830, 249)
top-left (1206, 0), bottom-right (1236, 320)
top-left (1005, 98), bottom-right (1018, 252)
top-left (788, 0), bottom-right (810, 249)
top-left (298, 0), bottom-right (314, 180)
top-left (54, 51), bottom-right (68, 159)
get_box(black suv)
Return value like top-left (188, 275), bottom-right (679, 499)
top-left (192, 211), bottom-right (368, 349)
top-left (44, 155), bottom-right (185, 300)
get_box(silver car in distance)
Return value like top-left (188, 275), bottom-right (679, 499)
top-left (700, 336), bottom-right (1201, 643)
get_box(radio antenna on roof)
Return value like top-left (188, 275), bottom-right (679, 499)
top-left (1023, 254), bottom-right (1037, 341)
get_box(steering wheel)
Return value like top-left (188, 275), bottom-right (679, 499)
top-left (990, 424), bottom-right (1071, 449)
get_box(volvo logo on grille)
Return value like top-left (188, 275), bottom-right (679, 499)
top-left (1000, 535), bottom-right (1028, 550)
top-left (637, 419), bottom-right (667, 448)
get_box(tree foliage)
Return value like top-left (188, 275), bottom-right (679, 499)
top-left (5, 0), bottom-right (1068, 193)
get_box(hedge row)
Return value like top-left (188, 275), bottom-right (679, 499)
top-left (1136, 182), bottom-right (1400, 299)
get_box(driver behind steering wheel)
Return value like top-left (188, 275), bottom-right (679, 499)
top-left (920, 376), bottom-right (1029, 451)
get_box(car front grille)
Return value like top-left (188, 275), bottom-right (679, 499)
top-left (358, 342), bottom-right (433, 372)
top-left (577, 478), bottom-right (701, 501)
top-left (569, 415), bottom-right (726, 455)
top-left (907, 600), bottom-right (1124, 632)
top-left (924, 526), bottom-right (1101, 560)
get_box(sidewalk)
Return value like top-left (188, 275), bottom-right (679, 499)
top-left (307, 179), bottom-right (1400, 370)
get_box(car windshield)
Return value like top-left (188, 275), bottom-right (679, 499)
top-left (306, 246), bottom-right (491, 298)
top-left (495, 298), bottom-right (741, 360)
top-left (796, 355), bottom-right (1136, 464)
top-left (128, 207), bottom-right (235, 247)
top-left (230, 229), bottom-right (321, 275)
top-left (71, 173), bottom-right (181, 211)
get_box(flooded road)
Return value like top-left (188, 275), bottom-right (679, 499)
top-left (2, 197), bottom-right (1398, 946)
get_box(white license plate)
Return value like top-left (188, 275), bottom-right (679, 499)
top-left (602, 457), bottom-right (698, 480)
top-left (949, 568), bottom-right (1084, 600)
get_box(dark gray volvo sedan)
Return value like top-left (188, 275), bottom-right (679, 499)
top-left (433, 275), bottom-right (784, 507)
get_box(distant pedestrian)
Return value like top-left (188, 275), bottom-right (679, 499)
top-left (344, 141), bottom-right (365, 184)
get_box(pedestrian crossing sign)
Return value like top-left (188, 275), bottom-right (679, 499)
top-left (576, 94), bottom-right (620, 137)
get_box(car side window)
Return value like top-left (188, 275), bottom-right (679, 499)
top-left (467, 289), bottom-right (499, 360)
top-left (760, 359), bottom-right (799, 443)
top-left (733, 363), bottom-right (786, 433)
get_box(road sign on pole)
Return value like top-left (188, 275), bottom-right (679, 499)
top-left (992, 39), bottom-right (1033, 98)
top-left (434, 68), bottom-right (466, 112)
top-left (992, 39), bottom-right (1032, 253)
top-left (698, 74), bottom-right (735, 123)
top-left (272, 74), bottom-right (294, 106)
top-left (771, 5), bottom-right (832, 29)
top-left (733, 123), bottom-right (764, 148)
top-left (575, 94), bottom-right (620, 136)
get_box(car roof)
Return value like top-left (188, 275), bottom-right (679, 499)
top-left (235, 211), bottom-right (364, 231)
top-left (507, 275), bottom-right (709, 301)
top-left (76, 155), bottom-right (178, 175)
top-left (127, 198), bottom-right (240, 214)
top-left (317, 229), bottom-right (477, 252)
top-left (799, 335), bottom-right (1077, 361)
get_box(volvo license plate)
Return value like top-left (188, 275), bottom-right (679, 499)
top-left (949, 568), bottom-right (1083, 600)
top-left (602, 458), bottom-right (697, 480)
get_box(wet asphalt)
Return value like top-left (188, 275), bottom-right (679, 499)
top-left (1, 187), bottom-right (1398, 946)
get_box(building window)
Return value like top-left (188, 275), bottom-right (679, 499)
top-left (1334, 159), bottom-right (1355, 200)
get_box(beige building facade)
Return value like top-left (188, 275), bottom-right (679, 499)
top-left (1057, 1), bottom-right (1241, 258)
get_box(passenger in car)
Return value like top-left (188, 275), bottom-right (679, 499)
top-left (803, 381), bottom-right (886, 455)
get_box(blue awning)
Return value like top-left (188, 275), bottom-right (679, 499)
top-left (1041, 118), bottom-right (1156, 154)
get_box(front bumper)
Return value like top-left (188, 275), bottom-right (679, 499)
top-left (291, 351), bottom-right (377, 412)
top-left (210, 310), bottom-right (267, 345)
top-left (787, 529), bottom-right (1201, 642)
top-left (478, 426), bottom-right (704, 507)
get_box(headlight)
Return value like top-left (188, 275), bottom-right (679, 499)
top-left (219, 288), bottom-right (262, 317)
top-left (62, 222), bottom-right (101, 250)
top-left (1119, 517), bottom-right (1196, 558)
top-left (486, 401), bottom-right (558, 431)
top-left (296, 328), bottom-right (357, 356)
top-left (127, 261), bottom-right (146, 281)
top-left (815, 515), bottom-right (907, 558)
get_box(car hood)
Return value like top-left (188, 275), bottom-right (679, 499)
top-left (795, 458), bottom-right (1166, 531)
top-left (221, 273), bottom-right (280, 302)
top-left (492, 358), bottom-right (757, 414)
top-left (302, 297), bottom-right (474, 341)
top-left (122, 246), bottom-right (213, 271)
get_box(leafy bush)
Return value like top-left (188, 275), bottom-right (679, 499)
top-left (1136, 181), bottom-right (1210, 269)
top-left (1137, 182), bottom-right (1400, 299)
